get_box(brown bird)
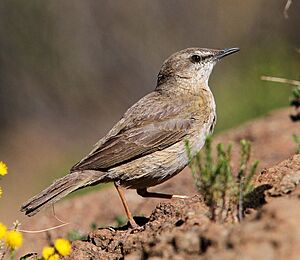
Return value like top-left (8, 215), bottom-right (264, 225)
top-left (21, 47), bottom-right (239, 228)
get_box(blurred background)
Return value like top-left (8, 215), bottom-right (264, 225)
top-left (0, 0), bottom-right (299, 224)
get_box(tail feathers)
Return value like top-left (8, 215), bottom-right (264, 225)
top-left (21, 170), bottom-right (106, 217)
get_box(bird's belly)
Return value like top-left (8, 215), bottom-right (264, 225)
top-left (107, 141), bottom-right (186, 189)
top-left (107, 127), bottom-right (209, 190)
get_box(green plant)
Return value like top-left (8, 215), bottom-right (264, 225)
top-left (261, 76), bottom-right (300, 153)
top-left (292, 134), bottom-right (300, 154)
top-left (290, 86), bottom-right (300, 122)
top-left (67, 229), bottom-right (88, 242)
top-left (90, 222), bottom-right (97, 231)
top-left (185, 136), bottom-right (259, 222)
top-left (114, 215), bottom-right (127, 227)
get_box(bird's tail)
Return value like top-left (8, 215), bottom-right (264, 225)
top-left (21, 170), bottom-right (107, 217)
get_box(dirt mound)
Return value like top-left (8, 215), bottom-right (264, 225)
top-left (19, 108), bottom-right (299, 258)
top-left (63, 154), bottom-right (299, 260)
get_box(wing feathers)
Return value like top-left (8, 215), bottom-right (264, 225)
top-left (72, 118), bottom-right (192, 171)
top-left (71, 91), bottom-right (195, 172)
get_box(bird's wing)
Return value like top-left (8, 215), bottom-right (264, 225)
top-left (71, 91), bottom-right (193, 171)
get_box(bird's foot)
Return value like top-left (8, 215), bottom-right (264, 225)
top-left (171, 194), bottom-right (190, 199)
top-left (128, 218), bottom-right (140, 230)
top-left (137, 188), bottom-right (189, 199)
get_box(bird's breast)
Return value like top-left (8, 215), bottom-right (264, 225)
top-left (186, 88), bottom-right (216, 155)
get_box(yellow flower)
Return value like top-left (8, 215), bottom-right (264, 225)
top-left (0, 223), bottom-right (7, 239)
top-left (54, 238), bottom-right (71, 256)
top-left (0, 161), bottom-right (8, 176)
top-left (48, 253), bottom-right (59, 260)
top-left (42, 246), bottom-right (55, 259)
top-left (0, 186), bottom-right (2, 198)
top-left (5, 230), bottom-right (23, 249)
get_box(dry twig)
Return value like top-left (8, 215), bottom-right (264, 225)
top-left (284, 0), bottom-right (292, 19)
top-left (18, 205), bottom-right (70, 234)
top-left (261, 76), bottom-right (300, 87)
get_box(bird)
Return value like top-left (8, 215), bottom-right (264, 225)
top-left (21, 47), bottom-right (239, 228)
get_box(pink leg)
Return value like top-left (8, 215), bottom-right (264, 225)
top-left (114, 182), bottom-right (139, 229)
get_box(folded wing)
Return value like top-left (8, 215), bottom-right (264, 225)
top-left (71, 92), bottom-right (194, 171)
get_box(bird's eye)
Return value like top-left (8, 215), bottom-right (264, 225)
top-left (190, 55), bottom-right (202, 63)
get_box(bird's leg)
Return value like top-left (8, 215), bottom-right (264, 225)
top-left (114, 182), bottom-right (139, 229)
top-left (137, 188), bottom-right (189, 199)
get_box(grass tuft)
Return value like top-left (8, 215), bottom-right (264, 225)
top-left (185, 136), bottom-right (259, 222)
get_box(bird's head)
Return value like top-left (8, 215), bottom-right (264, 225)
top-left (156, 47), bottom-right (239, 90)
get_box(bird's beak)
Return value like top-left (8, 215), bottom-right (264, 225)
top-left (215, 48), bottom-right (240, 60)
